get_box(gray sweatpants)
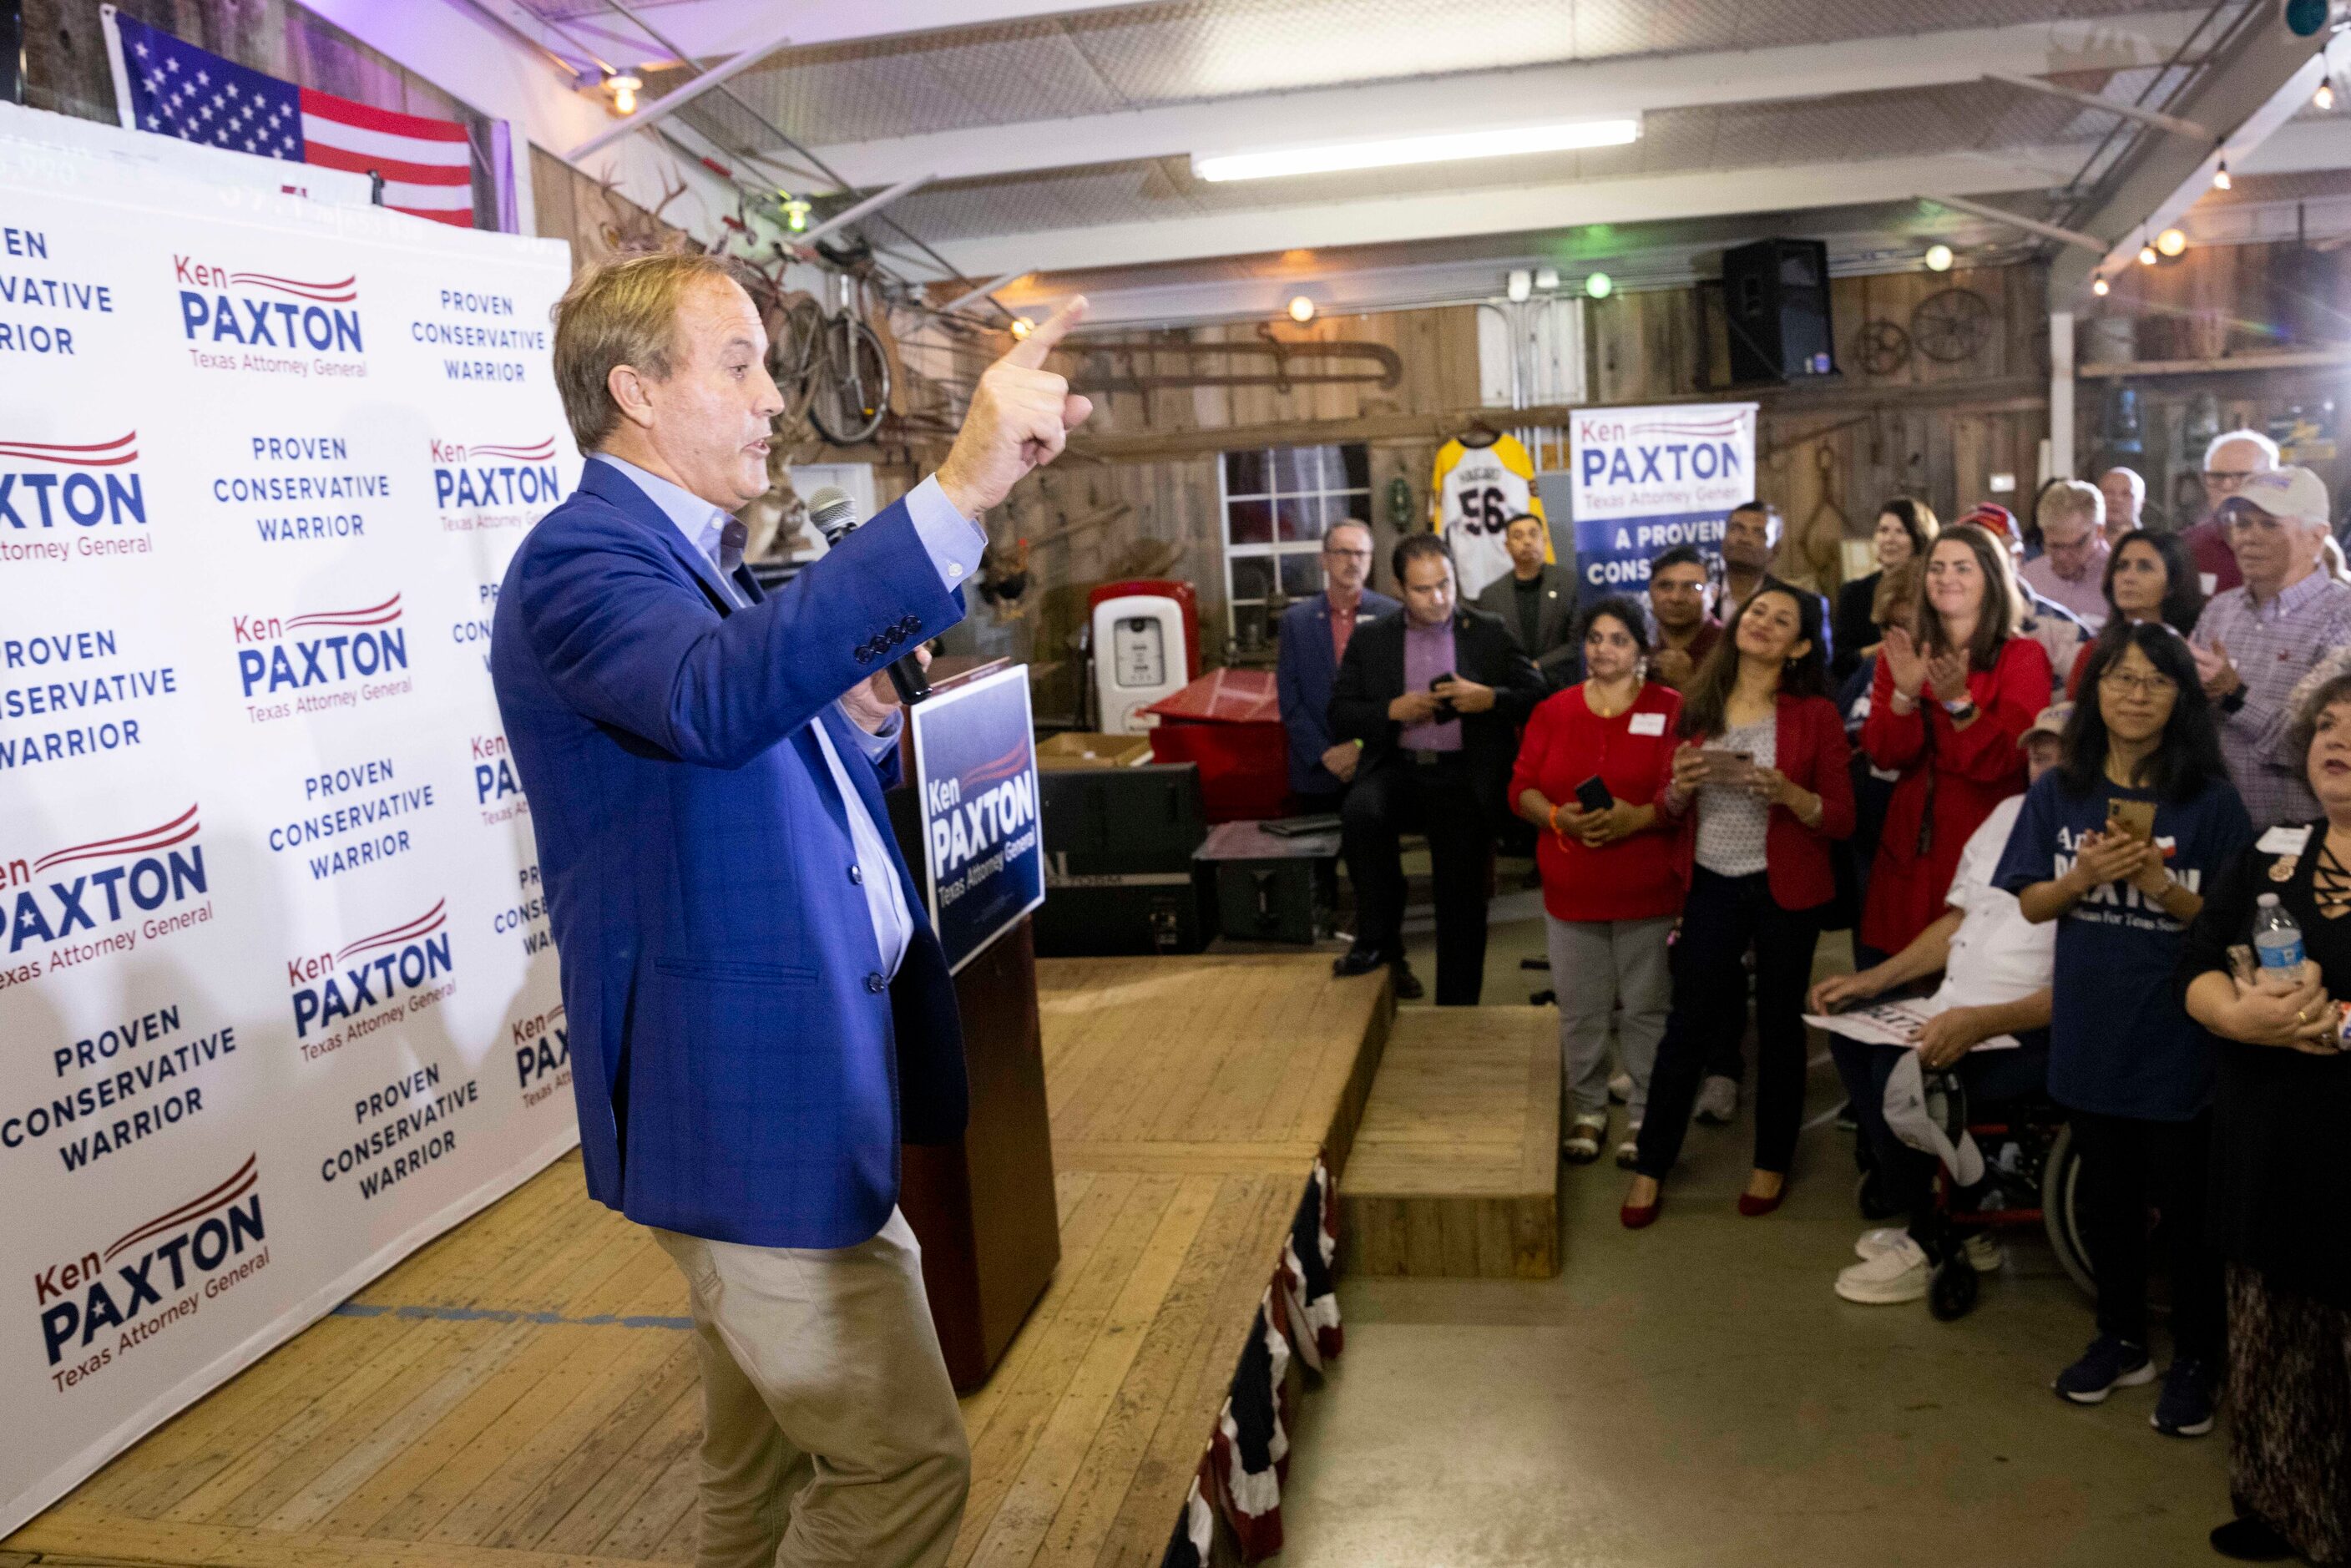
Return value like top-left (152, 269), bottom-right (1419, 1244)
top-left (1546, 912), bottom-right (1674, 1121)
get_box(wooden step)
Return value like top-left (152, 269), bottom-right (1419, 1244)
top-left (1339, 1007), bottom-right (1560, 1279)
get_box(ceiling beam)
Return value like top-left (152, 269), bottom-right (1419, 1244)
top-left (805, 12), bottom-right (2210, 191)
top-left (928, 146), bottom-right (2089, 276)
top-left (2049, 16), bottom-right (2333, 298)
top-left (534, 0), bottom-right (1157, 68)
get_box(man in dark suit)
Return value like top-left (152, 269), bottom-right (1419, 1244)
top-left (1276, 518), bottom-right (1399, 812)
top-left (491, 253), bottom-right (1091, 1568)
top-left (1473, 511), bottom-right (1579, 685)
top-left (1328, 532), bottom-right (1544, 1004)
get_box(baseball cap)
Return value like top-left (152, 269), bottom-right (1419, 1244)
top-left (2020, 701), bottom-right (2072, 746)
top-left (2232, 465), bottom-right (2329, 525)
top-left (1957, 503), bottom-right (2018, 543)
top-left (1882, 1050), bottom-right (1984, 1186)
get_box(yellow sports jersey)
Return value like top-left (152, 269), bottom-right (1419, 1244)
top-left (1430, 431), bottom-right (1549, 597)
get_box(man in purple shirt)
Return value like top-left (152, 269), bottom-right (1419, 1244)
top-left (2021, 479), bottom-right (2112, 630)
top-left (1327, 533), bottom-right (1544, 1003)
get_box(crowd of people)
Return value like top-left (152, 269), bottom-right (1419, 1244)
top-left (1274, 429), bottom-right (2351, 1565)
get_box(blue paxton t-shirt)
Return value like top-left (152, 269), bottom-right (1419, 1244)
top-left (1993, 770), bottom-right (2253, 1120)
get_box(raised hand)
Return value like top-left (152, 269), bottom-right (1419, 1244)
top-left (935, 296), bottom-right (1095, 518)
top-left (1880, 625), bottom-right (1928, 699)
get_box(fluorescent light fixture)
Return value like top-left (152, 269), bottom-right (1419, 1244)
top-left (1192, 117), bottom-right (1639, 183)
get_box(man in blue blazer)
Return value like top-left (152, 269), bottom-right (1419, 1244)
top-left (491, 253), bottom-right (1090, 1568)
top-left (1275, 518), bottom-right (1398, 813)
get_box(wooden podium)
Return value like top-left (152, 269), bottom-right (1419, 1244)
top-left (888, 658), bottom-right (1060, 1390)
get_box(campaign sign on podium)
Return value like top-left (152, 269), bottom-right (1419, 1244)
top-left (909, 666), bottom-right (1044, 974)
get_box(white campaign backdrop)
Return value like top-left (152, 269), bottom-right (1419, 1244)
top-left (0, 109), bottom-right (579, 1533)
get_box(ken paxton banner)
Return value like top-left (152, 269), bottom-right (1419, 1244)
top-left (0, 110), bottom-right (577, 1532)
top-left (1566, 402), bottom-right (1759, 603)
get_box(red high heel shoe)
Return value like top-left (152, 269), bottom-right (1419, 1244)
top-left (1737, 1176), bottom-right (1787, 1217)
top-left (1620, 1186), bottom-right (1663, 1229)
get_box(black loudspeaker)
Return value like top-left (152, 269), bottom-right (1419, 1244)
top-left (1029, 763), bottom-right (1211, 957)
top-left (1722, 238), bottom-right (1837, 384)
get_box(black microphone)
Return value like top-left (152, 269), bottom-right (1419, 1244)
top-left (806, 485), bottom-right (933, 706)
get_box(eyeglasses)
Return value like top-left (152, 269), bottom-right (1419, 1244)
top-left (2099, 670), bottom-right (2179, 698)
top-left (2202, 470), bottom-right (2258, 491)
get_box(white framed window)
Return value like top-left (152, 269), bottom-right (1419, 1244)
top-left (1219, 442), bottom-right (1372, 650)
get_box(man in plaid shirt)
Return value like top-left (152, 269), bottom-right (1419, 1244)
top-left (2192, 466), bottom-right (2351, 829)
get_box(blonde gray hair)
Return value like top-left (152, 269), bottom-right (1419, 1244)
top-left (2287, 646), bottom-right (2351, 777)
top-left (551, 252), bottom-right (744, 453)
top-left (2035, 478), bottom-right (2103, 539)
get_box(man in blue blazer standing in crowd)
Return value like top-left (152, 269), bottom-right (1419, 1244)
top-left (1275, 518), bottom-right (1397, 815)
top-left (490, 252), bottom-right (1091, 1568)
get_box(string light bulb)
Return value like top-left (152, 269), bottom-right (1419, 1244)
top-left (2139, 239), bottom-right (2159, 266)
top-left (604, 73), bottom-right (641, 117)
top-left (2213, 159), bottom-right (2232, 191)
top-left (1287, 295), bottom-right (1316, 323)
top-left (1924, 243), bottom-right (1954, 273)
top-left (2318, 78), bottom-right (2337, 112)
top-left (2092, 276), bottom-right (2111, 296)
top-left (1584, 271), bottom-right (1614, 300)
top-left (2157, 227), bottom-right (2187, 258)
top-left (1009, 316), bottom-right (1033, 340)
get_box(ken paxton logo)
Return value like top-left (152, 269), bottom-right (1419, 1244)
top-left (432, 435), bottom-right (560, 531)
top-left (287, 896), bottom-right (456, 1060)
top-left (34, 1152), bottom-right (270, 1391)
top-left (176, 255), bottom-right (366, 380)
top-left (233, 592), bottom-right (412, 724)
top-left (0, 432), bottom-right (151, 569)
top-left (3, 803), bottom-right (212, 981)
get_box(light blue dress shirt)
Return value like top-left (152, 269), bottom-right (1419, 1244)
top-left (588, 453), bottom-right (985, 977)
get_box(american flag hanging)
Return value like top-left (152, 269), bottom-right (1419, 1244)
top-left (105, 10), bottom-right (476, 228)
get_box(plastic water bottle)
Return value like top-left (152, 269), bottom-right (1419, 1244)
top-left (2253, 893), bottom-right (2307, 989)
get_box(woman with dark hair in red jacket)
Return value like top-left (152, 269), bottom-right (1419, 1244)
top-left (1623, 580), bottom-right (1855, 1227)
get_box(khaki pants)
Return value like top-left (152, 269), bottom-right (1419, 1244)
top-left (653, 1209), bottom-right (970, 1568)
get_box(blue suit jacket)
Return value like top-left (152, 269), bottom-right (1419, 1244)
top-left (1276, 589), bottom-right (1399, 794)
top-left (489, 460), bottom-right (969, 1249)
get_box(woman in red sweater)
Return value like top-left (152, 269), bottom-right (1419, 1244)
top-left (1622, 582), bottom-right (1854, 1227)
top-left (1511, 596), bottom-right (1684, 1166)
top-left (1858, 524), bottom-right (2050, 963)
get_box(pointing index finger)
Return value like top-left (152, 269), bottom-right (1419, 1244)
top-left (1004, 295), bottom-right (1089, 369)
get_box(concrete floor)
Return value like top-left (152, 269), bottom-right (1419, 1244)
top-left (1277, 900), bottom-right (2232, 1568)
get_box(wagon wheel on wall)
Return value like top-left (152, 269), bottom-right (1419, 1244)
top-left (1853, 319), bottom-right (1911, 377)
top-left (1910, 287), bottom-right (1994, 363)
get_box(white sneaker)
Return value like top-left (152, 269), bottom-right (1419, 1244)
top-left (1608, 1072), bottom-right (1633, 1104)
top-left (1615, 1121), bottom-right (1642, 1169)
top-left (1854, 1227), bottom-right (2004, 1273)
top-left (1694, 1075), bottom-right (1739, 1125)
top-left (1836, 1235), bottom-right (1931, 1303)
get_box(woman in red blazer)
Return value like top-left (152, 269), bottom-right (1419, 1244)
top-left (1623, 581), bottom-right (1855, 1227)
top-left (1859, 524), bottom-right (2051, 962)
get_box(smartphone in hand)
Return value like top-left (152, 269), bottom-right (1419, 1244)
top-left (2106, 797), bottom-right (2156, 842)
top-left (1574, 775), bottom-right (1614, 815)
top-left (1698, 748), bottom-right (1756, 790)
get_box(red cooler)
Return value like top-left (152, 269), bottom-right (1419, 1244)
top-left (1141, 669), bottom-right (1288, 823)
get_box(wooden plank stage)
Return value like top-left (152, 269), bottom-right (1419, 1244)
top-left (5, 954), bottom-right (1387, 1568)
top-left (1340, 1007), bottom-right (1560, 1280)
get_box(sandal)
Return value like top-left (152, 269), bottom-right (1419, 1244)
top-left (1562, 1115), bottom-right (1608, 1164)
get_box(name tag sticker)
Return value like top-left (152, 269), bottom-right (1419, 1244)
top-left (2257, 825), bottom-right (2313, 857)
top-left (1629, 712), bottom-right (1666, 736)
top-left (2200, 573), bottom-right (2219, 595)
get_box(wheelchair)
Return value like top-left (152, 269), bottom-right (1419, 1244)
top-left (1854, 1085), bottom-right (2096, 1322)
